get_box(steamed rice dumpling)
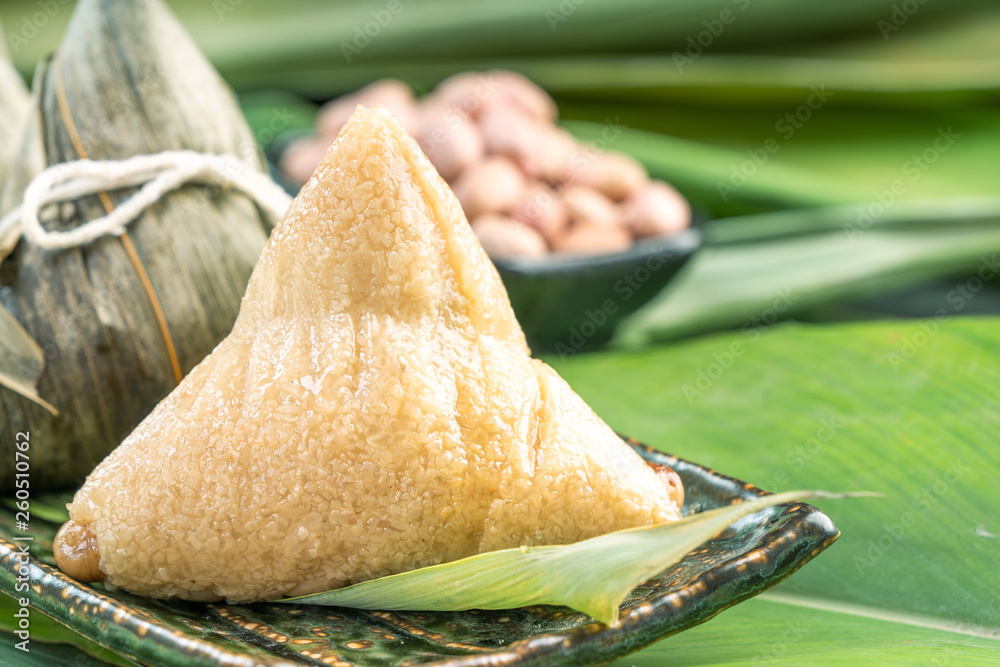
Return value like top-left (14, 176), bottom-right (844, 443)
top-left (54, 107), bottom-right (683, 603)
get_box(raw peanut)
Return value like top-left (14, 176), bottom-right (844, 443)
top-left (555, 186), bottom-right (632, 254)
top-left (418, 105), bottom-right (484, 182)
top-left (562, 150), bottom-right (648, 201)
top-left (561, 185), bottom-right (622, 230)
top-left (552, 222), bottom-right (632, 256)
top-left (479, 104), bottom-right (575, 182)
top-left (483, 105), bottom-right (578, 182)
top-left (648, 462), bottom-right (685, 510)
top-left (428, 72), bottom-right (495, 118)
top-left (471, 214), bottom-right (548, 259)
top-left (622, 181), bottom-right (692, 238)
top-left (487, 70), bottom-right (558, 122)
top-left (54, 519), bottom-right (105, 583)
top-left (513, 182), bottom-right (569, 244)
top-left (316, 97), bottom-right (358, 140)
top-left (280, 136), bottom-right (332, 185)
top-left (318, 79), bottom-right (419, 138)
top-left (478, 103), bottom-right (541, 166)
top-left (451, 156), bottom-right (526, 219)
top-left (433, 69), bottom-right (556, 121)
top-left (525, 126), bottom-right (578, 182)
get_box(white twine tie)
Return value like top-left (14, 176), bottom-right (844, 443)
top-left (0, 150), bottom-right (293, 260)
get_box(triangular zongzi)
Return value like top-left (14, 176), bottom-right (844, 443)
top-left (55, 107), bottom-right (683, 603)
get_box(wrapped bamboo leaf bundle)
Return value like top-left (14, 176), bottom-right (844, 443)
top-left (0, 0), bottom-right (271, 490)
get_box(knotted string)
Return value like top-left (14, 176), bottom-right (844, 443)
top-left (0, 150), bottom-right (292, 261)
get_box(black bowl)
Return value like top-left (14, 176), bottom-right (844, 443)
top-left (494, 228), bottom-right (702, 353)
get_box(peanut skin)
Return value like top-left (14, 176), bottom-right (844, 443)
top-left (556, 186), bottom-right (632, 254)
top-left (419, 105), bottom-right (484, 182)
top-left (561, 185), bottom-right (622, 230)
top-left (478, 105), bottom-right (539, 167)
top-left (528, 126), bottom-right (578, 182)
top-left (280, 137), bottom-right (332, 186)
top-left (452, 156), bottom-right (526, 219)
top-left (622, 182), bottom-right (692, 238)
top-left (647, 462), bottom-right (685, 511)
top-left (553, 223), bottom-right (632, 256)
top-left (562, 151), bottom-right (648, 201)
top-left (318, 79), bottom-right (420, 138)
top-left (513, 182), bottom-right (569, 245)
top-left (471, 214), bottom-right (548, 259)
top-left (54, 519), bottom-right (105, 583)
top-left (432, 70), bottom-right (556, 122)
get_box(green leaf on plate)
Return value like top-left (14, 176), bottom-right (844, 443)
top-left (279, 490), bottom-right (868, 625)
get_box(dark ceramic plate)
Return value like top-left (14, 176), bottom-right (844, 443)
top-left (2, 440), bottom-right (837, 667)
top-left (494, 230), bottom-right (702, 352)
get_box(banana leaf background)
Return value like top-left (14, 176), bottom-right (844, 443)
top-left (1, 0), bottom-right (999, 664)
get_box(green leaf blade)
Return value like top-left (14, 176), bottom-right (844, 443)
top-left (279, 491), bottom-right (863, 625)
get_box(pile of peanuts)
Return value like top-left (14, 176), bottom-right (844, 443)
top-left (280, 71), bottom-right (691, 259)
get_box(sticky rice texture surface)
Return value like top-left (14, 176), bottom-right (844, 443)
top-left (67, 107), bottom-right (682, 602)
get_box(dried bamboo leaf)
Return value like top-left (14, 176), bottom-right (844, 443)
top-left (0, 306), bottom-right (55, 414)
top-left (0, 0), bottom-right (270, 490)
top-left (0, 21), bottom-right (44, 411)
